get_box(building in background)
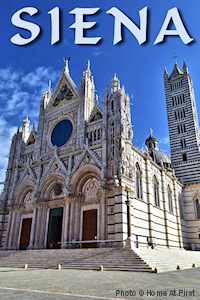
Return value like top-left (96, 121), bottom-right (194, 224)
top-left (164, 61), bottom-right (200, 250)
top-left (0, 60), bottom-right (199, 251)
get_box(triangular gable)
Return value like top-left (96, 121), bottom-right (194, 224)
top-left (40, 148), bottom-right (68, 184)
top-left (18, 164), bottom-right (37, 186)
top-left (26, 132), bottom-right (36, 146)
top-left (71, 145), bottom-right (102, 176)
top-left (169, 62), bottom-right (183, 79)
top-left (88, 105), bottom-right (103, 123)
top-left (51, 81), bottom-right (76, 108)
top-left (47, 70), bottom-right (80, 111)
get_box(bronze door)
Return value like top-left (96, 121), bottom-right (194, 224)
top-left (82, 209), bottom-right (97, 248)
top-left (20, 218), bottom-right (32, 250)
top-left (47, 207), bottom-right (63, 249)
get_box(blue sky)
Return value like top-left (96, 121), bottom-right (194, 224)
top-left (0, 0), bottom-right (200, 188)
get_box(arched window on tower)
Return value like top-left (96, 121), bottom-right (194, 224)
top-left (181, 139), bottom-right (186, 149)
top-left (153, 175), bottom-right (159, 207)
top-left (136, 163), bottom-right (142, 199)
top-left (168, 185), bottom-right (173, 213)
top-left (194, 198), bottom-right (200, 219)
top-left (183, 153), bottom-right (187, 162)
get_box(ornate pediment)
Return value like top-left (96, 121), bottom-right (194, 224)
top-left (88, 104), bottom-right (103, 123)
top-left (71, 145), bottom-right (102, 176)
top-left (40, 148), bottom-right (68, 184)
top-left (51, 81), bottom-right (76, 108)
top-left (26, 132), bottom-right (35, 146)
top-left (18, 164), bottom-right (37, 186)
top-left (47, 69), bottom-right (80, 111)
top-left (89, 107), bottom-right (103, 122)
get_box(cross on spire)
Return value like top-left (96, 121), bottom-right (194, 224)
top-left (172, 53), bottom-right (178, 62)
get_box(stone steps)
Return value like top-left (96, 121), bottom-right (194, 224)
top-left (135, 248), bottom-right (200, 272)
top-left (0, 248), bottom-right (154, 272)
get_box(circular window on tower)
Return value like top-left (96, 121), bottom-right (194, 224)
top-left (51, 119), bottom-right (73, 147)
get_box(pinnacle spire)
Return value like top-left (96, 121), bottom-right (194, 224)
top-left (22, 115), bottom-right (30, 142)
top-left (164, 67), bottom-right (168, 75)
top-left (87, 60), bottom-right (90, 70)
top-left (23, 115), bottom-right (29, 124)
top-left (47, 81), bottom-right (51, 98)
top-left (85, 60), bottom-right (91, 79)
top-left (95, 94), bottom-right (99, 104)
top-left (106, 85), bottom-right (108, 96)
top-left (48, 80), bottom-right (51, 91)
top-left (31, 123), bottom-right (35, 131)
top-left (111, 73), bottom-right (120, 93)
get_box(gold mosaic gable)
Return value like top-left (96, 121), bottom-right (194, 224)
top-left (51, 81), bottom-right (76, 108)
top-left (90, 108), bottom-right (103, 122)
top-left (27, 133), bottom-right (35, 146)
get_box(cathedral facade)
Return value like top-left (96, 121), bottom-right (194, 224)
top-left (0, 60), bottom-right (200, 251)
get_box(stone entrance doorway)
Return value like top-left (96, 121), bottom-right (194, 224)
top-left (82, 209), bottom-right (97, 248)
top-left (20, 218), bottom-right (32, 250)
top-left (47, 207), bottom-right (63, 249)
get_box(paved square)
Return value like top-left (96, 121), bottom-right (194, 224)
top-left (0, 267), bottom-right (199, 299)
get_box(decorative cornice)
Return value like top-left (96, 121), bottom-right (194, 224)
top-left (80, 199), bottom-right (100, 206)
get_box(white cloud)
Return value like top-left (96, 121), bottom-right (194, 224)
top-left (63, 39), bottom-right (70, 46)
top-left (0, 68), bottom-right (22, 91)
top-left (0, 65), bottom-right (60, 186)
top-left (21, 66), bottom-right (59, 88)
top-left (7, 91), bottom-right (29, 111)
top-left (92, 48), bottom-right (104, 56)
top-left (159, 135), bottom-right (169, 145)
top-left (93, 51), bottom-right (103, 56)
top-left (0, 66), bottom-right (60, 118)
top-left (0, 119), bottom-right (18, 182)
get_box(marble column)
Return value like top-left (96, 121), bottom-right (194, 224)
top-left (100, 190), bottom-right (106, 241)
top-left (161, 169), bottom-right (169, 247)
top-left (173, 179), bottom-right (183, 248)
top-left (12, 209), bottom-right (21, 249)
top-left (3, 210), bottom-right (12, 249)
top-left (8, 211), bottom-right (16, 249)
top-left (29, 206), bottom-right (37, 249)
top-left (61, 201), bottom-right (70, 248)
top-left (125, 189), bottom-right (132, 238)
top-left (145, 158), bottom-right (153, 246)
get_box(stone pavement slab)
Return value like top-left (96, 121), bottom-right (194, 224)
top-left (0, 267), bottom-right (199, 299)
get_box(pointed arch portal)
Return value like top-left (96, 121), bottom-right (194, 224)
top-left (47, 207), bottom-right (63, 249)
top-left (82, 209), bottom-right (97, 248)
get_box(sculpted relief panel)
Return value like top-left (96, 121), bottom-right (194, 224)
top-left (82, 178), bottom-right (99, 202)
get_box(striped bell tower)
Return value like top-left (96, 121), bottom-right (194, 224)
top-left (164, 61), bottom-right (200, 185)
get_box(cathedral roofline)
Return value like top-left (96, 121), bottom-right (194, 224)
top-left (169, 61), bottom-right (184, 79)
